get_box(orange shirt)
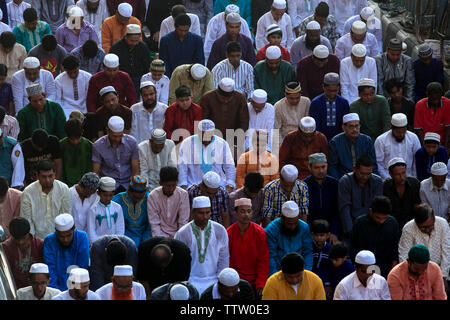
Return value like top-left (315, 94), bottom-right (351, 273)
top-left (236, 150), bottom-right (279, 189)
top-left (387, 261), bottom-right (447, 300)
top-left (101, 16), bottom-right (142, 53)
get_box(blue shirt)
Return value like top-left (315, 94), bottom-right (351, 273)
top-left (112, 192), bottom-right (152, 248)
top-left (312, 241), bottom-right (331, 283)
top-left (265, 217), bottom-right (313, 275)
top-left (324, 259), bottom-right (354, 290)
top-left (328, 132), bottom-right (378, 180)
top-left (43, 230), bottom-right (90, 291)
top-left (71, 45), bottom-right (105, 75)
top-left (413, 58), bottom-right (444, 102)
top-left (309, 93), bottom-right (349, 141)
top-left (414, 146), bottom-right (448, 181)
top-left (159, 31), bottom-right (205, 78)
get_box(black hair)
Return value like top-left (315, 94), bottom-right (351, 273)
top-left (23, 8), bottom-right (38, 23)
top-left (82, 40), bottom-right (99, 59)
top-left (31, 129), bottom-right (49, 148)
top-left (105, 239), bottom-right (128, 266)
top-left (426, 82), bottom-right (443, 96)
top-left (244, 172), bottom-right (264, 193)
top-left (0, 176), bottom-right (8, 197)
top-left (384, 78), bottom-right (403, 94)
top-left (310, 219), bottom-right (330, 233)
top-left (175, 85), bottom-right (191, 98)
top-left (159, 166), bottom-right (179, 183)
top-left (355, 155), bottom-right (373, 168)
top-left (62, 55), bottom-right (80, 71)
top-left (370, 196), bottom-right (392, 215)
top-left (9, 217), bottom-right (30, 239)
top-left (174, 13), bottom-right (191, 28)
top-left (414, 203), bottom-right (434, 225)
top-left (226, 41), bottom-right (241, 54)
top-left (315, 1), bottom-right (329, 17)
top-left (36, 159), bottom-right (56, 174)
top-left (0, 106), bottom-right (5, 124)
top-left (41, 34), bottom-right (57, 52)
top-left (0, 64), bottom-right (7, 77)
top-left (64, 119), bottom-right (83, 139)
top-left (171, 4), bottom-right (187, 19)
top-left (423, 139), bottom-right (440, 145)
top-left (281, 252), bottom-right (304, 274)
top-left (329, 243), bottom-right (348, 259)
top-left (388, 161), bottom-right (406, 172)
top-left (0, 31), bottom-right (16, 49)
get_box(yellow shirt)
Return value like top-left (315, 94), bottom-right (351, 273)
top-left (262, 270), bottom-right (326, 300)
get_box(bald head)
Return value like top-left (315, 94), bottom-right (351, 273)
top-left (150, 244), bottom-right (173, 269)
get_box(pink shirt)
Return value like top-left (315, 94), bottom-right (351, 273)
top-left (147, 186), bottom-right (190, 238)
top-left (387, 261), bottom-right (447, 300)
top-left (0, 188), bottom-right (22, 237)
top-left (0, 115), bottom-right (20, 140)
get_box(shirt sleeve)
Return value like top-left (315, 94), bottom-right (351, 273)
top-left (88, 242), bottom-right (106, 291)
top-left (20, 190), bottom-right (35, 236)
top-left (61, 186), bottom-right (72, 215)
top-left (397, 225), bottom-right (414, 263)
top-left (374, 137), bottom-right (389, 180)
top-left (43, 237), bottom-right (60, 290)
top-left (386, 269), bottom-right (404, 300)
top-left (338, 176), bottom-right (354, 235)
top-left (255, 230), bottom-right (270, 289)
top-left (265, 223), bottom-right (279, 276)
top-left (147, 193), bottom-right (163, 237)
top-left (216, 226), bottom-right (230, 275)
top-left (178, 190), bottom-right (190, 230)
top-left (44, 72), bottom-right (57, 102)
top-left (11, 73), bottom-right (24, 115)
top-left (301, 224), bottom-right (314, 271)
top-left (76, 232), bottom-right (90, 270)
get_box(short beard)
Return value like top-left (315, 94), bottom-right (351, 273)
top-left (86, 5), bottom-right (98, 14)
top-left (280, 223), bottom-right (300, 237)
top-left (305, 37), bottom-right (321, 50)
top-left (143, 101), bottom-right (157, 110)
top-left (111, 286), bottom-right (134, 300)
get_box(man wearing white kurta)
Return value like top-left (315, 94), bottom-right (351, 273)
top-left (340, 43), bottom-right (377, 104)
top-left (343, 7), bottom-right (382, 53)
top-left (374, 114), bottom-right (421, 180)
top-left (70, 172), bottom-right (100, 233)
top-left (255, 0), bottom-right (294, 51)
top-left (11, 57), bottom-right (57, 114)
top-left (335, 20), bottom-right (379, 61)
top-left (55, 56), bottom-right (92, 119)
top-left (129, 81), bottom-right (168, 144)
top-left (7, 0), bottom-right (31, 29)
top-left (96, 265), bottom-right (146, 300)
top-left (174, 196), bottom-right (229, 295)
top-left (328, 0), bottom-right (368, 36)
top-left (287, 0), bottom-right (324, 35)
top-left (138, 128), bottom-right (177, 191)
top-left (52, 268), bottom-right (100, 300)
top-left (77, 0), bottom-right (110, 42)
top-left (245, 89), bottom-right (274, 152)
top-left (177, 119), bottom-right (236, 190)
top-left (140, 59), bottom-right (170, 106)
top-left (204, 4), bottom-right (251, 63)
top-left (17, 263), bottom-right (61, 300)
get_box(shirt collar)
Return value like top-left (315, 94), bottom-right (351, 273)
top-left (352, 272), bottom-right (376, 289)
top-left (105, 135), bottom-right (123, 147)
top-left (431, 180), bottom-right (449, 191)
top-left (426, 98), bottom-right (442, 108)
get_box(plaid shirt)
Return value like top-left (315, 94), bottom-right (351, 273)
top-left (298, 14), bottom-right (340, 48)
top-left (262, 179), bottom-right (309, 220)
top-left (187, 183), bottom-right (229, 224)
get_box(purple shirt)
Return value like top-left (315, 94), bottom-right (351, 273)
top-left (92, 134), bottom-right (139, 188)
top-left (55, 20), bottom-right (99, 53)
top-left (0, 82), bottom-right (13, 113)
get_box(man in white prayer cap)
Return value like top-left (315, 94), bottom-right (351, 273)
top-left (419, 162), bottom-right (450, 220)
top-left (265, 201), bottom-right (314, 276)
top-left (95, 265), bottom-right (146, 300)
top-left (150, 281), bottom-right (200, 300)
top-left (200, 267), bottom-right (255, 300)
top-left (52, 268), bottom-right (101, 300)
top-left (255, 0), bottom-right (294, 51)
top-left (339, 43), bottom-right (377, 104)
top-left (343, 6), bottom-right (382, 53)
top-left (279, 116), bottom-right (329, 180)
top-left (290, 20), bottom-right (332, 70)
top-left (178, 119), bottom-right (236, 193)
top-left (100, 2), bottom-right (142, 54)
top-left (335, 20), bottom-right (379, 61)
top-left (204, 4), bottom-right (252, 64)
top-left (254, 45), bottom-right (296, 105)
top-left (92, 115), bottom-right (140, 192)
top-left (42, 213), bottom-right (90, 291)
top-left (334, 250), bottom-right (391, 300)
top-left (327, 0), bottom-right (368, 36)
top-left (17, 263), bottom-right (61, 300)
top-left (174, 195), bottom-right (230, 295)
top-left (374, 113), bottom-right (421, 180)
top-left (12, 56), bottom-right (57, 115)
top-left (37, 0), bottom-right (76, 34)
top-left (261, 164), bottom-right (309, 227)
top-left (76, 0), bottom-right (110, 42)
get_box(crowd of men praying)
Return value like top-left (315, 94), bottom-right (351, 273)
top-left (0, 0), bottom-right (449, 301)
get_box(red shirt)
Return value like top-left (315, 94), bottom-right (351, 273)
top-left (86, 71), bottom-right (137, 112)
top-left (256, 44), bottom-right (291, 63)
top-left (163, 102), bottom-right (203, 143)
top-left (227, 222), bottom-right (269, 289)
top-left (414, 97), bottom-right (450, 144)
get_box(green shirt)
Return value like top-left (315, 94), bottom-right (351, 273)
top-left (254, 60), bottom-right (296, 105)
top-left (17, 100), bottom-right (66, 142)
top-left (349, 95), bottom-right (391, 142)
top-left (60, 137), bottom-right (93, 187)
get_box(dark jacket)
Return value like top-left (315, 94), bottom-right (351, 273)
top-left (150, 281), bottom-right (199, 300)
top-left (200, 279), bottom-right (255, 300)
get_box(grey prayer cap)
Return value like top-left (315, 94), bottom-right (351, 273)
top-left (80, 172), bottom-right (100, 190)
top-left (323, 72), bottom-right (340, 85)
top-left (26, 83), bottom-right (43, 97)
top-left (226, 12), bottom-right (241, 23)
top-left (418, 44), bottom-right (433, 58)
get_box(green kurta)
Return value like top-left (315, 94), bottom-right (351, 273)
top-left (16, 100), bottom-right (66, 141)
top-left (254, 60), bottom-right (296, 105)
top-left (60, 137), bottom-right (93, 187)
top-left (349, 95), bottom-right (391, 142)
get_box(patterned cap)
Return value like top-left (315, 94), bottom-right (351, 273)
top-left (150, 59), bottom-right (166, 72)
top-left (80, 172), bottom-right (100, 190)
top-left (130, 175), bottom-right (147, 191)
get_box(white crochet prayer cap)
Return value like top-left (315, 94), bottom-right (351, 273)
top-left (54, 213), bottom-right (74, 232)
top-left (192, 196), bottom-right (211, 209)
top-left (281, 201), bottom-right (299, 218)
top-left (218, 268), bottom-right (240, 286)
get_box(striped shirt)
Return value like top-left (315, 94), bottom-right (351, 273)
top-left (7, 1), bottom-right (31, 29)
top-left (211, 59), bottom-right (254, 99)
top-left (262, 179), bottom-right (309, 220)
top-left (187, 183), bottom-right (229, 224)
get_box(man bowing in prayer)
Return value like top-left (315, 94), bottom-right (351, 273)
top-left (174, 196), bottom-right (229, 295)
top-left (52, 268), bottom-right (100, 300)
top-left (96, 265), bottom-right (146, 300)
top-left (43, 213), bottom-right (90, 291)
